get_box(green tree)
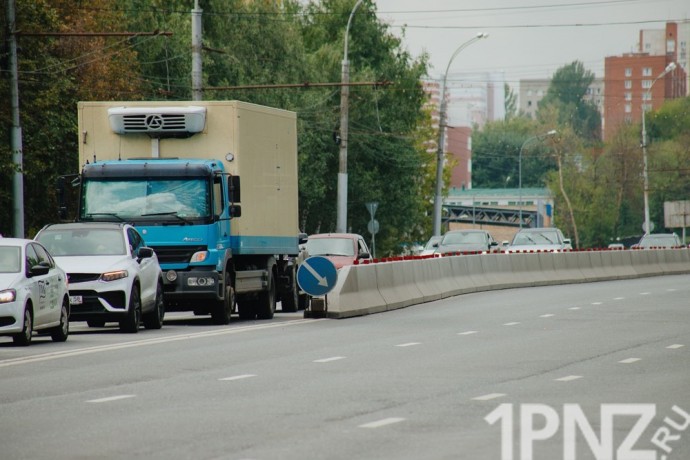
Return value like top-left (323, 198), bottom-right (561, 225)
top-left (538, 61), bottom-right (601, 143)
top-left (504, 82), bottom-right (517, 120)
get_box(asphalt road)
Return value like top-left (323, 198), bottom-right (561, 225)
top-left (1, 275), bottom-right (689, 460)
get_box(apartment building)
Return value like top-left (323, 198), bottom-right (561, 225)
top-left (518, 78), bottom-right (604, 121)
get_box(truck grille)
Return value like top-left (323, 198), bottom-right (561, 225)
top-left (151, 245), bottom-right (206, 264)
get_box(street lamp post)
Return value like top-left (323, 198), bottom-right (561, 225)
top-left (432, 32), bottom-right (488, 236)
top-left (641, 61), bottom-right (676, 235)
top-left (337, 0), bottom-right (365, 234)
top-left (518, 130), bottom-right (557, 229)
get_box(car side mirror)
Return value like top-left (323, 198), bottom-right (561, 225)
top-left (298, 233), bottom-right (308, 245)
top-left (28, 264), bottom-right (50, 277)
top-left (563, 239), bottom-right (571, 245)
top-left (358, 252), bottom-right (371, 260)
top-left (137, 247), bottom-right (154, 260)
top-left (490, 241), bottom-right (498, 247)
top-left (502, 241), bottom-right (510, 246)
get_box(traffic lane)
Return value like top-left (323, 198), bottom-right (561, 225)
top-left (0, 306), bottom-right (304, 359)
top-left (0, 276), bottom-right (687, 459)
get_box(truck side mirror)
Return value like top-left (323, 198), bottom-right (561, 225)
top-left (228, 175), bottom-right (241, 203)
top-left (230, 204), bottom-right (242, 218)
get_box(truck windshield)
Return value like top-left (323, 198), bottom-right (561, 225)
top-left (81, 178), bottom-right (210, 220)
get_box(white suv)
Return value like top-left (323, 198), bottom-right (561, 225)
top-left (35, 223), bottom-right (164, 333)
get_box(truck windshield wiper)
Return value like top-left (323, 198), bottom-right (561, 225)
top-left (84, 212), bottom-right (125, 222)
top-left (141, 211), bottom-right (193, 225)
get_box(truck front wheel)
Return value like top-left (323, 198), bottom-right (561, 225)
top-left (212, 272), bottom-right (234, 325)
top-left (256, 270), bottom-right (276, 320)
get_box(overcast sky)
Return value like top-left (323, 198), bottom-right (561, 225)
top-left (373, 0), bottom-right (690, 85)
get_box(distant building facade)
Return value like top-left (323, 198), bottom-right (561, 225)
top-left (519, 78), bottom-right (604, 123)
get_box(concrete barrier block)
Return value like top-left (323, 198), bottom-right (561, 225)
top-left (587, 251), bottom-right (616, 281)
top-left (480, 253), bottom-right (522, 290)
top-left (376, 260), bottom-right (424, 311)
top-left (327, 264), bottom-right (387, 318)
top-left (448, 256), bottom-right (478, 295)
top-left (412, 258), bottom-right (445, 302)
top-left (508, 253), bottom-right (542, 287)
top-left (548, 252), bottom-right (587, 283)
top-left (606, 250), bottom-right (638, 279)
top-left (464, 255), bottom-right (493, 292)
top-left (658, 249), bottom-right (690, 275)
top-left (629, 250), bottom-right (662, 277)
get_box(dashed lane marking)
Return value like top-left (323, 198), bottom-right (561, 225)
top-left (313, 356), bottom-right (346, 363)
top-left (86, 395), bottom-right (136, 403)
top-left (667, 344), bottom-right (684, 349)
top-left (219, 374), bottom-right (257, 381)
top-left (503, 322), bottom-right (520, 326)
top-left (359, 418), bottom-right (406, 429)
top-left (569, 307), bottom-right (581, 310)
top-left (555, 375), bottom-right (583, 382)
top-left (619, 358), bottom-right (641, 364)
top-left (472, 393), bottom-right (507, 401)
top-left (396, 342), bottom-right (421, 347)
top-left (539, 314), bottom-right (555, 318)
top-left (458, 331), bottom-right (478, 336)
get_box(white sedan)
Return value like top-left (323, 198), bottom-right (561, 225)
top-left (35, 222), bottom-right (164, 333)
top-left (0, 238), bottom-right (70, 345)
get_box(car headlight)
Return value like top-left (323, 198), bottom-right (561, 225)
top-left (100, 270), bottom-right (129, 282)
top-left (0, 289), bottom-right (16, 304)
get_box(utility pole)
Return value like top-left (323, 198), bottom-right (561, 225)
top-left (8, 0), bottom-right (24, 238)
top-left (191, 0), bottom-right (203, 101)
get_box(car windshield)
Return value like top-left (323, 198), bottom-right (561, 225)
top-left (37, 229), bottom-right (126, 256)
top-left (442, 232), bottom-right (486, 245)
top-left (424, 236), bottom-right (442, 250)
top-left (306, 238), bottom-right (355, 257)
top-left (0, 246), bottom-right (21, 273)
top-left (512, 231), bottom-right (559, 246)
top-left (81, 178), bottom-right (210, 220)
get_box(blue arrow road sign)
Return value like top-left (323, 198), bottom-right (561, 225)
top-left (297, 256), bottom-right (338, 297)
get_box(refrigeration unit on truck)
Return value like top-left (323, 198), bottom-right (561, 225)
top-left (62, 100), bottom-right (307, 324)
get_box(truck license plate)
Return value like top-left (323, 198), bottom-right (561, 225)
top-left (69, 295), bottom-right (83, 305)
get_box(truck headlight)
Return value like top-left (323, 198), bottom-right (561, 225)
top-left (191, 251), bottom-right (208, 263)
top-left (100, 270), bottom-right (128, 282)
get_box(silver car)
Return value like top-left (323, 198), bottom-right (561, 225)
top-left (435, 230), bottom-right (499, 255)
top-left (504, 227), bottom-right (572, 253)
top-left (0, 238), bottom-right (70, 345)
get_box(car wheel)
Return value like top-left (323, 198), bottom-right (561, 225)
top-left (13, 307), bottom-right (33, 346)
top-left (120, 285), bottom-right (141, 333)
top-left (256, 270), bottom-right (276, 320)
top-left (87, 320), bottom-right (106, 328)
top-left (211, 272), bottom-right (234, 325)
top-left (50, 298), bottom-right (69, 342)
top-left (281, 265), bottom-right (299, 313)
top-left (143, 282), bottom-right (165, 330)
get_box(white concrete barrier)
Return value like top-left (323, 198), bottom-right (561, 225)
top-left (325, 248), bottom-right (690, 319)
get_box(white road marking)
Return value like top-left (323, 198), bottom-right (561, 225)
top-left (87, 395), bottom-right (136, 403)
top-left (458, 331), bottom-right (478, 336)
top-left (592, 302), bottom-right (602, 305)
top-left (569, 307), bottom-right (581, 310)
top-left (639, 292), bottom-right (650, 295)
top-left (667, 344), bottom-right (684, 349)
top-left (503, 322), bottom-right (520, 326)
top-left (614, 297), bottom-right (625, 300)
top-left (396, 342), bottom-right (421, 347)
top-left (619, 358), bottom-right (641, 364)
top-left (313, 356), bottom-right (346, 363)
top-left (667, 288), bottom-right (677, 292)
top-left (359, 417), bottom-right (406, 428)
top-left (219, 374), bottom-right (257, 381)
top-left (555, 375), bottom-right (583, 382)
top-left (472, 393), bottom-right (506, 401)
top-left (539, 314), bottom-right (555, 318)
top-left (0, 318), bottom-right (326, 368)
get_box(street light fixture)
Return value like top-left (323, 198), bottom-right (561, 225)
top-left (336, 0), bottom-right (365, 234)
top-left (641, 61), bottom-right (677, 235)
top-left (432, 32), bottom-right (489, 236)
top-left (518, 129), bottom-right (557, 229)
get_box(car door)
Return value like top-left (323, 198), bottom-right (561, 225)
top-left (127, 228), bottom-right (157, 307)
top-left (31, 243), bottom-right (63, 325)
top-left (24, 244), bottom-right (51, 326)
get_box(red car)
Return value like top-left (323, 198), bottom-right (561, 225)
top-left (304, 233), bottom-right (373, 269)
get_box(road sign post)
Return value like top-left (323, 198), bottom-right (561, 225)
top-left (297, 256), bottom-right (338, 318)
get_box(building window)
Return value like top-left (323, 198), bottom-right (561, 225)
top-left (625, 68), bottom-right (632, 77)
top-left (642, 80), bottom-right (652, 89)
top-left (527, 100), bottom-right (532, 107)
top-left (642, 67), bottom-right (652, 77)
top-left (625, 80), bottom-right (632, 89)
top-left (642, 92), bottom-right (652, 101)
top-left (527, 89), bottom-right (532, 96)
top-left (625, 104), bottom-right (632, 113)
top-left (642, 103), bottom-right (653, 112)
top-left (625, 115), bottom-right (632, 123)
top-left (625, 92), bottom-right (632, 101)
